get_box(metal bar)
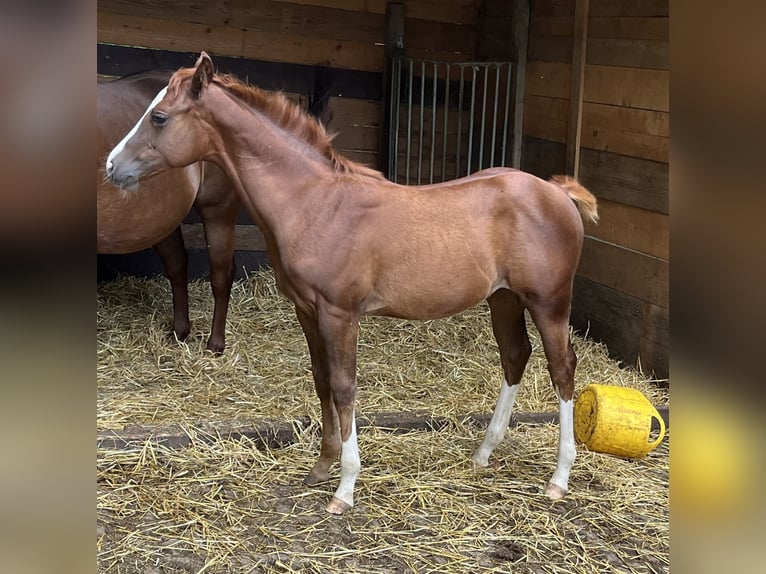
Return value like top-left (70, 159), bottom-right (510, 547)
top-left (391, 58), bottom-right (401, 181)
top-left (500, 63), bottom-right (512, 167)
top-left (456, 66), bottom-right (464, 178)
top-left (478, 65), bottom-right (489, 171)
top-left (441, 63), bottom-right (450, 182)
top-left (406, 58), bottom-right (413, 184)
top-left (466, 66), bottom-right (477, 176)
top-left (429, 62), bottom-right (437, 184)
top-left (490, 64), bottom-right (501, 168)
top-left (417, 60), bottom-right (425, 185)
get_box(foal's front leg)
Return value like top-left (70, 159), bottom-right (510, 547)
top-left (316, 305), bottom-right (361, 515)
top-left (295, 309), bottom-right (341, 485)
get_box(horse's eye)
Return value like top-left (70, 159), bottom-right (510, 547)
top-left (151, 111), bottom-right (168, 127)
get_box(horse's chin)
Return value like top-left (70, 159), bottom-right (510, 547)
top-left (119, 180), bottom-right (140, 193)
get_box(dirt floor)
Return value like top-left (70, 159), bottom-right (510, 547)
top-left (97, 275), bottom-right (669, 573)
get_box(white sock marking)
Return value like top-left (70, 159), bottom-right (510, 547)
top-left (550, 398), bottom-right (576, 491)
top-left (333, 413), bottom-right (360, 508)
top-left (473, 380), bottom-right (520, 466)
top-left (106, 86), bottom-right (168, 173)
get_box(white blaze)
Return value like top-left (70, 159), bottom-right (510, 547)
top-left (106, 86), bottom-right (168, 173)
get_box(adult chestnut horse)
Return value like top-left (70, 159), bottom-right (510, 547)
top-left (107, 53), bottom-right (598, 514)
top-left (98, 70), bottom-right (240, 353)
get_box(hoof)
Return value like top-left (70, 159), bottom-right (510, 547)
top-left (326, 497), bottom-right (352, 515)
top-left (303, 472), bottom-right (329, 486)
top-left (205, 339), bottom-right (225, 355)
top-left (545, 482), bottom-right (567, 500)
top-left (471, 452), bottom-right (490, 468)
top-left (171, 326), bottom-right (190, 342)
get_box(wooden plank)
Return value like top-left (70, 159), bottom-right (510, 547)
top-left (584, 199), bottom-right (668, 259)
top-left (337, 149), bottom-right (379, 168)
top-left (584, 64), bottom-right (668, 111)
top-left (96, 410), bottom-right (570, 451)
top-left (521, 136), bottom-right (566, 179)
top-left (97, 44), bottom-right (385, 102)
top-left (584, 101), bottom-right (668, 137)
top-left (530, 16), bottom-right (573, 37)
top-left (571, 275), bottom-right (668, 378)
top-left (525, 61), bottom-right (570, 100)
top-left (566, 0), bottom-right (589, 177)
top-left (327, 97), bottom-right (381, 128)
top-left (100, 0), bottom-right (475, 57)
top-left (579, 147), bottom-right (668, 213)
top-left (531, 0), bottom-right (575, 18)
top-left (578, 236), bottom-right (668, 307)
top-left (582, 123), bottom-right (668, 162)
top-left (523, 97), bottom-right (669, 162)
top-left (476, 16), bottom-right (514, 60)
top-left (181, 224), bottom-right (267, 252)
top-left (589, 0), bottom-right (668, 18)
top-left (528, 34), bottom-right (572, 63)
top-left (269, 0), bottom-right (482, 25)
top-left (586, 38), bottom-right (668, 69)
top-left (588, 17), bottom-right (668, 40)
top-left (98, 12), bottom-right (384, 72)
top-left (511, 0), bottom-right (530, 168)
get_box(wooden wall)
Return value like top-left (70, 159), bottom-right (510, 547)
top-left (520, 0), bottom-right (669, 379)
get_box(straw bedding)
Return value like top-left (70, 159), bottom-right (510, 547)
top-left (97, 270), bottom-right (669, 573)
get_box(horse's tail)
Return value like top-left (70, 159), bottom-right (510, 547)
top-left (550, 175), bottom-right (599, 224)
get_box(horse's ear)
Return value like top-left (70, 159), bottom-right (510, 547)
top-left (191, 52), bottom-right (214, 98)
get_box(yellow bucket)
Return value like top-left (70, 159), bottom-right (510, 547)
top-left (574, 384), bottom-right (666, 458)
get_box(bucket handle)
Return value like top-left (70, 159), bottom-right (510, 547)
top-left (648, 410), bottom-right (667, 450)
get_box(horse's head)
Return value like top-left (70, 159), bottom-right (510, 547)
top-left (106, 52), bottom-right (217, 190)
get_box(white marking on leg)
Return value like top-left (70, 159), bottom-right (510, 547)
top-left (333, 413), bottom-right (360, 508)
top-left (549, 398), bottom-right (576, 493)
top-left (472, 379), bottom-right (520, 466)
top-left (106, 86), bottom-right (168, 173)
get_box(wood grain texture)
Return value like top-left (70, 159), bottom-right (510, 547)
top-left (269, 0), bottom-right (482, 25)
top-left (571, 275), bottom-right (668, 378)
top-left (578, 237), bottom-right (668, 307)
top-left (98, 11), bottom-right (385, 72)
top-left (181, 224), bottom-right (267, 252)
top-left (584, 199), bottom-right (668, 259)
top-left (584, 64), bottom-right (668, 111)
top-left (579, 147), bottom-right (668, 213)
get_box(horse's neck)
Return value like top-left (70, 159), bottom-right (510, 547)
top-left (208, 88), bottom-right (335, 235)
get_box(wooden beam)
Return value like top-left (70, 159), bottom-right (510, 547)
top-left (96, 407), bottom-right (670, 451)
top-left (566, 0), bottom-right (589, 177)
top-left (510, 0), bottom-right (529, 168)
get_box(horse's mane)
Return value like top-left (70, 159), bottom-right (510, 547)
top-left (169, 69), bottom-right (386, 180)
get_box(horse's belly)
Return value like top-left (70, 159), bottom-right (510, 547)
top-left (363, 269), bottom-right (492, 320)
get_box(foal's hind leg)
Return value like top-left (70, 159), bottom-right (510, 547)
top-left (153, 227), bottom-right (190, 342)
top-left (472, 290), bottom-right (531, 467)
top-left (528, 296), bottom-right (578, 500)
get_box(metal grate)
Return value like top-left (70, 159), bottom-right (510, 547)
top-left (387, 57), bottom-right (518, 185)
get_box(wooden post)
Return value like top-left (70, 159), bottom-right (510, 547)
top-left (510, 0), bottom-right (529, 169)
top-left (566, 0), bottom-right (589, 178)
top-left (379, 1), bottom-right (405, 178)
